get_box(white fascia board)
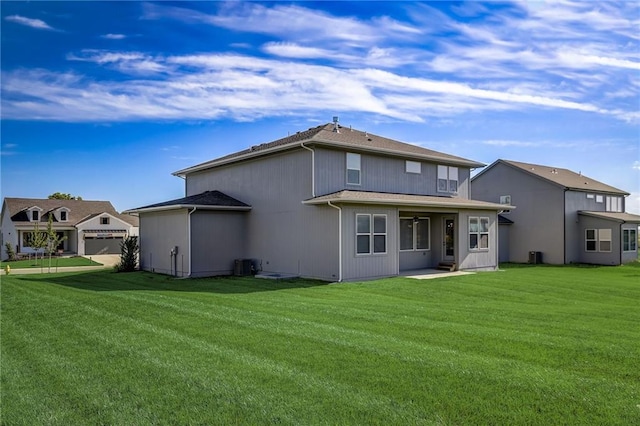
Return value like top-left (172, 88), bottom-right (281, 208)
top-left (304, 197), bottom-right (512, 211)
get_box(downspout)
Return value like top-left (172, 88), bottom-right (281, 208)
top-left (187, 207), bottom-right (197, 277)
top-left (327, 201), bottom-right (342, 282)
top-left (300, 142), bottom-right (315, 197)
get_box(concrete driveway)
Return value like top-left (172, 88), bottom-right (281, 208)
top-left (86, 254), bottom-right (120, 267)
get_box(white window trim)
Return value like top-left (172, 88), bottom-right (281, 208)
top-left (399, 217), bottom-right (430, 252)
top-left (437, 165), bottom-right (459, 194)
top-left (28, 206), bottom-right (43, 222)
top-left (622, 229), bottom-right (637, 252)
top-left (355, 214), bottom-right (387, 255)
top-left (57, 207), bottom-right (70, 222)
top-left (346, 152), bottom-right (361, 185)
top-left (469, 216), bottom-right (490, 251)
top-left (405, 161), bottom-right (421, 174)
top-left (585, 229), bottom-right (613, 253)
top-left (586, 194), bottom-right (594, 199)
top-left (595, 195), bottom-right (603, 203)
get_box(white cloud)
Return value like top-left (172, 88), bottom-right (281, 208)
top-left (633, 161), bottom-right (640, 171)
top-left (5, 15), bottom-right (55, 30)
top-left (101, 34), bottom-right (127, 40)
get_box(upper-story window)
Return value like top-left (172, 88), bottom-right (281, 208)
top-left (60, 211), bottom-right (67, 221)
top-left (605, 196), bottom-right (622, 212)
top-left (28, 207), bottom-right (43, 222)
top-left (346, 153), bottom-right (361, 185)
top-left (100, 217), bottom-right (110, 225)
top-left (595, 195), bottom-right (603, 203)
top-left (437, 165), bottom-right (458, 193)
top-left (499, 195), bottom-right (511, 214)
top-left (405, 161), bottom-right (421, 174)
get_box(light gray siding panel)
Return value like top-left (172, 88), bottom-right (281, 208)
top-left (139, 210), bottom-right (189, 276)
top-left (315, 148), bottom-right (470, 198)
top-left (564, 190), bottom-right (612, 263)
top-left (457, 210), bottom-right (499, 271)
top-left (399, 250), bottom-right (432, 270)
top-left (472, 162), bottom-right (565, 264)
top-left (190, 211), bottom-right (248, 277)
top-left (186, 149), bottom-right (338, 280)
top-left (340, 205), bottom-right (398, 281)
top-left (578, 215), bottom-right (621, 265)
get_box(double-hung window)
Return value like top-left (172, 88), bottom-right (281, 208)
top-left (346, 153), bottom-right (361, 185)
top-left (585, 229), bottom-right (612, 252)
top-left (400, 217), bottom-right (430, 251)
top-left (356, 214), bottom-right (386, 255)
top-left (437, 165), bottom-right (458, 193)
top-left (60, 211), bottom-right (67, 221)
top-left (469, 217), bottom-right (489, 250)
top-left (31, 210), bottom-right (39, 221)
top-left (623, 229), bottom-right (637, 252)
top-left (605, 196), bottom-right (622, 212)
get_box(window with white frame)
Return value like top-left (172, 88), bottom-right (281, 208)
top-left (605, 196), bottom-right (622, 213)
top-left (595, 195), bottom-right (603, 203)
top-left (585, 229), bottom-right (612, 252)
top-left (356, 214), bottom-right (386, 255)
top-left (437, 165), bottom-right (458, 193)
top-left (623, 229), bottom-right (637, 252)
top-left (586, 194), bottom-right (594, 200)
top-left (400, 217), bottom-right (430, 251)
top-left (469, 217), bottom-right (489, 250)
top-left (499, 195), bottom-right (511, 214)
top-left (346, 153), bottom-right (361, 185)
top-left (100, 217), bottom-right (110, 225)
top-left (60, 210), bottom-right (68, 221)
top-left (405, 161), bottom-right (421, 174)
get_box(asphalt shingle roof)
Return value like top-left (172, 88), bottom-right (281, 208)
top-left (304, 190), bottom-right (510, 210)
top-left (578, 211), bottom-right (640, 223)
top-left (175, 123), bottom-right (484, 176)
top-left (3, 198), bottom-right (139, 227)
top-left (129, 191), bottom-right (250, 212)
top-left (500, 160), bottom-right (628, 195)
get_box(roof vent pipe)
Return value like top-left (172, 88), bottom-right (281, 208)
top-left (332, 116), bottom-right (340, 133)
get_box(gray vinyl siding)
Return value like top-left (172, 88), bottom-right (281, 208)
top-left (186, 149), bottom-right (339, 280)
top-left (498, 224), bottom-right (510, 263)
top-left (139, 210), bottom-right (189, 276)
top-left (340, 205), bottom-right (398, 281)
top-left (472, 162), bottom-right (565, 264)
top-left (564, 190), bottom-right (622, 263)
top-left (315, 147), bottom-right (471, 198)
top-left (457, 210), bottom-right (499, 271)
top-left (190, 211), bottom-right (248, 277)
top-left (578, 215), bottom-right (620, 265)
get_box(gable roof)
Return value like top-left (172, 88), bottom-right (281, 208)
top-left (2, 197), bottom-right (138, 227)
top-left (473, 159), bottom-right (628, 195)
top-left (174, 123), bottom-right (484, 177)
top-left (124, 190), bottom-right (251, 214)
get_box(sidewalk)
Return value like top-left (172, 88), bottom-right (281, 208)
top-left (2, 255), bottom-right (120, 276)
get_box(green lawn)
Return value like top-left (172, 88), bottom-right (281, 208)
top-left (2, 264), bottom-right (639, 425)
top-left (1, 256), bottom-right (102, 269)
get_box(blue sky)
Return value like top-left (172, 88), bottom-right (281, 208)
top-left (1, 1), bottom-right (639, 213)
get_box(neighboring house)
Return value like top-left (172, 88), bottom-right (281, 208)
top-left (1, 198), bottom-right (139, 260)
top-left (126, 120), bottom-right (510, 281)
top-left (471, 159), bottom-right (640, 265)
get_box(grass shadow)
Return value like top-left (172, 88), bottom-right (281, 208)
top-left (10, 270), bottom-right (330, 294)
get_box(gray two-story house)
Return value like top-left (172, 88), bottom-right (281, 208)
top-left (471, 159), bottom-right (639, 265)
top-left (127, 121), bottom-right (509, 281)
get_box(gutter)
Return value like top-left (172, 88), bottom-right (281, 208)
top-left (300, 142), bottom-right (315, 197)
top-left (327, 201), bottom-right (342, 282)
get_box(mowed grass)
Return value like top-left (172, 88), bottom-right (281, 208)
top-left (2, 264), bottom-right (639, 425)
top-left (1, 256), bottom-right (101, 269)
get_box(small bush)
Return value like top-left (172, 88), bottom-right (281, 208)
top-left (116, 236), bottom-right (139, 272)
top-left (4, 242), bottom-right (16, 261)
